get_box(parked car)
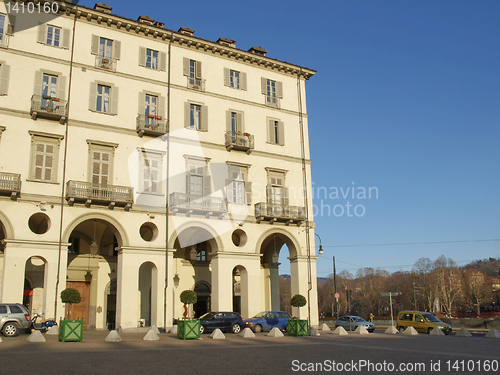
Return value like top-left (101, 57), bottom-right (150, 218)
top-left (244, 311), bottom-right (291, 333)
top-left (0, 303), bottom-right (31, 337)
top-left (335, 315), bottom-right (375, 332)
top-left (198, 312), bottom-right (244, 334)
top-left (397, 310), bottom-right (452, 334)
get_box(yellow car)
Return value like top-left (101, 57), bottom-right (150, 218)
top-left (397, 310), bottom-right (452, 334)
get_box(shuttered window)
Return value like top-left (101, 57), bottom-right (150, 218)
top-left (33, 142), bottom-right (55, 182)
top-left (226, 165), bottom-right (251, 205)
top-left (267, 118), bottom-right (285, 146)
top-left (184, 102), bottom-right (208, 131)
top-left (89, 82), bottom-right (118, 115)
top-left (37, 24), bottom-right (70, 48)
top-left (91, 35), bottom-right (121, 60)
top-left (0, 64), bottom-right (10, 95)
top-left (92, 150), bottom-right (111, 185)
top-left (224, 68), bottom-right (247, 90)
top-left (141, 153), bottom-right (161, 194)
top-left (139, 47), bottom-right (166, 71)
top-left (261, 78), bottom-right (283, 107)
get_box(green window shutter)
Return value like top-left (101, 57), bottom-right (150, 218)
top-left (57, 76), bottom-right (66, 100)
top-left (278, 121), bottom-right (285, 146)
top-left (110, 86), bottom-right (119, 115)
top-left (139, 47), bottom-right (146, 66)
top-left (184, 102), bottom-right (190, 128)
top-left (91, 35), bottom-right (99, 55)
top-left (158, 95), bottom-right (166, 119)
top-left (37, 23), bottom-right (46, 44)
top-left (7, 16), bottom-right (15, 35)
top-left (0, 65), bottom-right (10, 95)
top-left (241, 72), bottom-right (247, 91)
top-left (183, 57), bottom-right (189, 76)
top-left (200, 105), bottom-right (208, 132)
top-left (88, 82), bottom-right (97, 111)
top-left (138, 92), bottom-right (146, 115)
top-left (276, 81), bottom-right (283, 98)
top-left (113, 40), bottom-right (121, 60)
top-left (195, 61), bottom-right (202, 79)
top-left (159, 52), bottom-right (167, 71)
top-left (223, 68), bottom-right (230, 86)
top-left (62, 28), bottom-right (70, 49)
top-left (33, 71), bottom-right (43, 96)
top-left (245, 181), bottom-right (252, 205)
top-left (261, 77), bottom-right (267, 95)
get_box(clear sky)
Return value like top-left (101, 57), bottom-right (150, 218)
top-left (77, 0), bottom-right (500, 277)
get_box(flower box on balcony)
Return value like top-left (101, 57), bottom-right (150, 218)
top-left (243, 133), bottom-right (250, 137)
top-left (101, 65), bottom-right (110, 69)
top-left (102, 59), bottom-right (109, 63)
top-left (147, 114), bottom-right (155, 118)
top-left (155, 116), bottom-right (162, 120)
top-left (52, 97), bottom-right (60, 102)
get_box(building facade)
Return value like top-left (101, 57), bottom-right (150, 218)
top-left (0, 1), bottom-right (318, 330)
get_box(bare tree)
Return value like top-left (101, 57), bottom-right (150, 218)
top-left (413, 257), bottom-right (437, 312)
top-left (463, 269), bottom-right (492, 315)
top-left (434, 255), bottom-right (462, 316)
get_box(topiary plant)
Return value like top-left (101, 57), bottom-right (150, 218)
top-left (61, 288), bottom-right (81, 320)
top-left (180, 290), bottom-right (197, 320)
top-left (290, 294), bottom-right (307, 309)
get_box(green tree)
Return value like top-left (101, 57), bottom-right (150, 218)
top-left (60, 288), bottom-right (81, 319)
top-left (180, 290), bottom-right (197, 319)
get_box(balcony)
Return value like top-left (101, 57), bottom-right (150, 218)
top-left (0, 33), bottom-right (9, 48)
top-left (30, 95), bottom-right (68, 123)
top-left (169, 192), bottom-right (226, 218)
top-left (254, 202), bottom-right (306, 225)
top-left (0, 172), bottom-right (21, 199)
top-left (136, 114), bottom-right (168, 137)
top-left (225, 131), bottom-right (254, 154)
top-left (95, 56), bottom-right (117, 71)
top-left (66, 181), bottom-right (133, 210)
top-left (187, 77), bottom-right (205, 91)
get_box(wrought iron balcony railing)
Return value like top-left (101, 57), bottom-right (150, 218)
top-left (0, 172), bottom-right (21, 199)
top-left (187, 77), bottom-right (205, 91)
top-left (95, 56), bottom-right (117, 71)
top-left (169, 192), bottom-right (226, 218)
top-left (225, 131), bottom-right (254, 154)
top-left (255, 202), bottom-right (306, 225)
top-left (136, 114), bottom-right (168, 137)
top-left (30, 95), bottom-right (68, 123)
top-left (66, 180), bottom-right (133, 210)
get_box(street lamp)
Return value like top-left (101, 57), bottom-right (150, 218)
top-left (315, 234), bottom-right (338, 319)
top-left (315, 233), bottom-right (323, 255)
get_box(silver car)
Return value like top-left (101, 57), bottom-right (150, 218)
top-left (335, 315), bottom-right (375, 332)
top-left (0, 303), bottom-right (31, 337)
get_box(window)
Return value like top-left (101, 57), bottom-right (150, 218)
top-left (139, 47), bottom-right (166, 71)
top-left (140, 151), bottom-right (162, 194)
top-left (226, 110), bottom-right (244, 134)
top-left (186, 158), bottom-right (211, 198)
top-left (33, 71), bottom-right (66, 102)
top-left (87, 141), bottom-right (117, 186)
top-left (184, 102), bottom-right (208, 131)
top-left (266, 170), bottom-right (288, 207)
top-left (91, 35), bottom-right (121, 70)
top-left (223, 68), bottom-right (247, 90)
top-left (183, 58), bottom-right (203, 90)
top-left (89, 82), bottom-right (118, 114)
top-left (261, 78), bottom-right (283, 107)
top-left (196, 242), bottom-right (207, 261)
top-left (138, 92), bottom-right (165, 128)
top-left (267, 118), bottom-right (284, 145)
top-left (227, 164), bottom-right (251, 205)
top-left (145, 94), bottom-right (157, 125)
top-left (0, 63), bottom-right (10, 95)
top-left (29, 131), bottom-right (63, 183)
top-left (37, 24), bottom-right (70, 48)
top-left (0, 13), bottom-right (14, 46)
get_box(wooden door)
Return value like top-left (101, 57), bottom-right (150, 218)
top-left (65, 281), bottom-right (90, 328)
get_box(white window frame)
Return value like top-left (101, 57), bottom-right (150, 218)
top-left (96, 84), bottom-right (110, 113)
top-left (184, 101), bottom-right (208, 131)
top-left (46, 25), bottom-right (61, 47)
top-left (261, 78), bottom-right (283, 107)
top-left (89, 82), bottom-right (118, 115)
top-left (139, 150), bottom-right (163, 195)
top-left (190, 104), bottom-right (201, 130)
top-left (87, 141), bottom-right (117, 186)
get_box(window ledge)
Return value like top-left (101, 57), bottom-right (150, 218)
top-left (26, 179), bottom-right (60, 185)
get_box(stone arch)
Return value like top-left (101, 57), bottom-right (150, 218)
top-left (62, 212), bottom-right (128, 248)
top-left (254, 227), bottom-right (302, 258)
top-left (168, 220), bottom-right (223, 252)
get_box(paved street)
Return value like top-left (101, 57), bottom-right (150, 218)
top-left (0, 329), bottom-right (499, 374)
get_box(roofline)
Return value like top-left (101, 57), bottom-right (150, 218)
top-left (60, 2), bottom-right (316, 79)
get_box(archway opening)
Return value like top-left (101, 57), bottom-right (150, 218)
top-left (24, 256), bottom-right (47, 316)
top-left (139, 262), bottom-right (156, 327)
top-left (193, 282), bottom-right (211, 318)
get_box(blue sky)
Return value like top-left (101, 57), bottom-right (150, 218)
top-left (77, 0), bottom-right (500, 277)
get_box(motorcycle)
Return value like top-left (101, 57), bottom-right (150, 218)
top-left (26, 313), bottom-right (57, 333)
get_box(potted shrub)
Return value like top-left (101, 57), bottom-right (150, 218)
top-left (287, 294), bottom-right (309, 336)
top-left (59, 288), bottom-right (84, 342)
top-left (177, 290), bottom-right (200, 340)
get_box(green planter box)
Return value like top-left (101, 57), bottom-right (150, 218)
top-left (287, 319), bottom-right (309, 336)
top-left (59, 319), bottom-right (83, 342)
top-left (177, 319), bottom-right (200, 340)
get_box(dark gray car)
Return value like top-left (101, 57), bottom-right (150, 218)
top-left (0, 303), bottom-right (31, 337)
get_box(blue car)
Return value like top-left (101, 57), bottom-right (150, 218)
top-left (244, 311), bottom-right (291, 333)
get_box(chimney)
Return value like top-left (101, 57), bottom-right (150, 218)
top-left (94, 3), bottom-right (112, 13)
top-left (217, 38), bottom-right (236, 48)
top-left (248, 46), bottom-right (268, 57)
top-left (154, 21), bottom-right (165, 28)
top-left (137, 16), bottom-right (154, 25)
top-left (178, 27), bottom-right (194, 36)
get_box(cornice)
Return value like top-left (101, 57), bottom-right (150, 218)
top-left (60, 2), bottom-right (315, 80)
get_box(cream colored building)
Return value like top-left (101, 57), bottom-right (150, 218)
top-left (0, 1), bottom-right (318, 331)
